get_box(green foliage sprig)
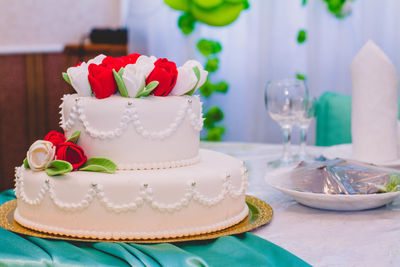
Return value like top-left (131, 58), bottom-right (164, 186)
top-left (323, 0), bottom-right (353, 18)
top-left (197, 39), bottom-right (229, 141)
top-left (301, 0), bottom-right (353, 18)
top-left (297, 29), bottom-right (307, 44)
top-left (296, 0), bottom-right (353, 81)
top-left (45, 160), bottom-right (73, 176)
top-left (385, 174), bottom-right (400, 192)
top-left (164, 1), bottom-right (250, 141)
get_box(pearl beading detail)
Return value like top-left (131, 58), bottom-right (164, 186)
top-left (14, 205), bottom-right (249, 240)
top-left (116, 154), bottom-right (201, 170)
top-left (59, 95), bottom-right (204, 140)
top-left (15, 166), bottom-right (249, 214)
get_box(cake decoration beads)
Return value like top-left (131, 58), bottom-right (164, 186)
top-left (15, 163), bottom-right (248, 213)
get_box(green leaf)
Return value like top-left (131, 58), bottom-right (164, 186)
top-left (205, 58), bottom-right (219, 72)
top-left (206, 126), bottom-right (225, 141)
top-left (145, 81), bottom-right (159, 92)
top-left (113, 69), bottom-right (130, 98)
top-left (297, 29), bottom-right (307, 44)
top-left (197, 39), bottom-right (213, 56)
top-left (385, 174), bottom-right (400, 192)
top-left (204, 106), bottom-right (224, 129)
top-left (134, 82), bottom-right (146, 98)
top-left (186, 66), bottom-right (201, 96)
top-left (66, 130), bottom-right (81, 144)
top-left (23, 158), bottom-right (30, 169)
top-left (193, 66), bottom-right (201, 81)
top-left (45, 160), bottom-right (73, 176)
top-left (197, 39), bottom-right (222, 56)
top-left (296, 73), bottom-right (307, 81)
top-left (118, 67), bottom-right (124, 77)
top-left (199, 80), bottom-right (214, 98)
top-left (325, 0), bottom-right (349, 18)
top-left (136, 88), bottom-right (153, 98)
top-left (178, 13), bottom-right (196, 35)
top-left (62, 72), bottom-right (71, 86)
top-left (79, 158), bottom-right (117, 174)
top-left (137, 81), bottom-right (159, 98)
top-left (215, 81), bottom-right (229, 93)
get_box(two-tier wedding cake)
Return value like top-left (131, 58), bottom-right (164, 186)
top-left (14, 53), bottom-right (248, 239)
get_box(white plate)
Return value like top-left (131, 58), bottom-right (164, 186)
top-left (321, 144), bottom-right (400, 168)
top-left (266, 169), bottom-right (400, 211)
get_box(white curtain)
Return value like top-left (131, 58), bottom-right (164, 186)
top-left (125, 0), bottom-right (400, 144)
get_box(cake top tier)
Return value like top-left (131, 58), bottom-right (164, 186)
top-left (61, 94), bottom-right (203, 170)
top-left (63, 53), bottom-right (208, 99)
top-left (21, 53), bottom-right (207, 177)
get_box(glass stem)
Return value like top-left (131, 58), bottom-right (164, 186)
top-left (299, 126), bottom-right (307, 157)
top-left (281, 125), bottom-right (292, 163)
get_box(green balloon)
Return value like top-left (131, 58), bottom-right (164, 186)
top-left (164, 0), bottom-right (249, 27)
top-left (164, 0), bottom-right (190, 11)
top-left (191, 2), bottom-right (245, 26)
top-left (224, 0), bottom-right (247, 4)
top-left (193, 0), bottom-right (223, 9)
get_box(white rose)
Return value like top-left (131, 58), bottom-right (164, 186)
top-left (183, 60), bottom-right (208, 91)
top-left (27, 140), bottom-right (56, 171)
top-left (170, 66), bottom-right (198, 96)
top-left (122, 64), bottom-right (146, 97)
top-left (66, 54), bottom-right (106, 96)
top-left (170, 60), bottom-right (208, 96)
top-left (135, 55), bottom-right (156, 77)
top-left (87, 54), bottom-right (106, 65)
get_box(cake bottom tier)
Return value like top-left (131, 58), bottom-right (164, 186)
top-left (14, 149), bottom-right (249, 239)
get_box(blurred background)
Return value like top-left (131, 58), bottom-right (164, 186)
top-left (1, 0), bottom-right (400, 190)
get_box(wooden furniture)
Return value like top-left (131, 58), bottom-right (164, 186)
top-left (64, 44), bottom-right (127, 67)
top-left (0, 44), bottom-right (127, 191)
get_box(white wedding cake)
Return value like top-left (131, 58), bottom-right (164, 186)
top-left (14, 53), bottom-right (249, 239)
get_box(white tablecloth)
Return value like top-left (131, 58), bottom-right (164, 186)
top-left (201, 142), bottom-right (400, 267)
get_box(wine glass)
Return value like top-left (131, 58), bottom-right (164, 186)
top-left (296, 94), bottom-right (317, 161)
top-left (265, 79), bottom-right (307, 168)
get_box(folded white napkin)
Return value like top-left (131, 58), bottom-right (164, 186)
top-left (351, 40), bottom-right (399, 164)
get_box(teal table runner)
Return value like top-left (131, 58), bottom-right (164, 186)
top-left (0, 190), bottom-right (309, 266)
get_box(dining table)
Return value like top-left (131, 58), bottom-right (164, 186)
top-left (0, 141), bottom-right (399, 266)
top-left (201, 142), bottom-right (400, 267)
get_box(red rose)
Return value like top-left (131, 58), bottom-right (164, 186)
top-left (56, 142), bottom-right (87, 169)
top-left (88, 56), bottom-right (122, 99)
top-left (101, 56), bottom-right (125, 71)
top-left (121, 53), bottom-right (141, 66)
top-left (44, 131), bottom-right (66, 148)
top-left (146, 58), bottom-right (178, 96)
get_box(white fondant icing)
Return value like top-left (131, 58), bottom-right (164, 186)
top-left (61, 95), bottom-right (203, 136)
top-left (60, 94), bottom-right (203, 169)
top-left (15, 154), bottom-right (247, 213)
top-left (15, 150), bottom-right (249, 239)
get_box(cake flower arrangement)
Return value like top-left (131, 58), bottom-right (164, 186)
top-left (62, 53), bottom-right (208, 99)
top-left (22, 53), bottom-right (208, 176)
top-left (23, 130), bottom-right (117, 176)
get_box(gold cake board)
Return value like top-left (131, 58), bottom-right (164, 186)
top-left (0, 195), bottom-right (272, 243)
